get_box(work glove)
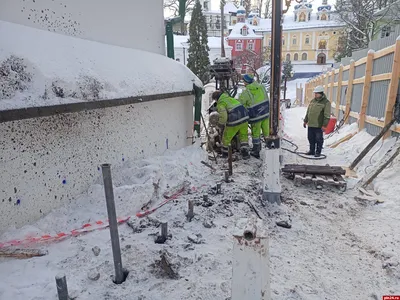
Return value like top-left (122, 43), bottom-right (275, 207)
top-left (322, 127), bottom-right (326, 132)
top-left (303, 122), bottom-right (307, 128)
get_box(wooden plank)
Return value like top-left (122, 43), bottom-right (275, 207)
top-left (358, 50), bottom-right (374, 131)
top-left (0, 248), bottom-right (48, 259)
top-left (282, 165), bottom-right (346, 175)
top-left (335, 65), bottom-right (344, 118)
top-left (371, 73), bottom-right (392, 82)
top-left (349, 111), bottom-right (360, 119)
top-left (328, 132), bottom-right (356, 148)
top-left (343, 65), bottom-right (350, 71)
top-left (341, 80), bottom-right (349, 86)
top-left (365, 115), bottom-right (384, 127)
top-left (343, 166), bottom-right (358, 178)
top-left (383, 39), bottom-right (400, 139)
top-left (355, 56), bottom-right (367, 66)
top-left (373, 44), bottom-right (396, 59)
top-left (329, 70), bottom-right (335, 102)
top-left (353, 77), bottom-right (365, 85)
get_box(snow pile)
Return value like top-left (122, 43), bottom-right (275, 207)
top-left (0, 20), bottom-right (202, 111)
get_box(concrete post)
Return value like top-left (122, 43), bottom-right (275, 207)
top-left (101, 164), bottom-right (125, 284)
top-left (231, 217), bottom-right (270, 300)
top-left (262, 148), bottom-right (281, 204)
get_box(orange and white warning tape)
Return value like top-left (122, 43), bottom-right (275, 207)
top-left (0, 217), bottom-right (130, 249)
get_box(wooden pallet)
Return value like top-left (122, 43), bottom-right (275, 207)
top-left (282, 164), bottom-right (347, 191)
top-left (292, 173), bottom-right (347, 191)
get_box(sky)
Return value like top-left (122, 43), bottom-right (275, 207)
top-left (164, 0), bottom-right (329, 19)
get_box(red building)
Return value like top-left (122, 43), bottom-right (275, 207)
top-left (226, 7), bottom-right (263, 74)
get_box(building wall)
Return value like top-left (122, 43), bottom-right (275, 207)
top-left (263, 27), bottom-right (342, 63)
top-left (0, 0), bottom-right (165, 55)
top-left (0, 96), bottom-right (193, 232)
top-left (228, 38), bottom-right (263, 57)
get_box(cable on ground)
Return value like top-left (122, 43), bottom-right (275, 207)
top-left (282, 138), bottom-right (327, 160)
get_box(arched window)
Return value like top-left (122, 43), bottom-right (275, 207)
top-left (305, 36), bottom-right (310, 44)
top-left (299, 12), bottom-right (306, 22)
top-left (292, 35), bottom-right (297, 45)
top-left (294, 53), bottom-right (299, 61)
top-left (240, 26), bottom-right (248, 36)
top-left (302, 53), bottom-right (308, 60)
top-left (321, 14), bottom-right (327, 20)
top-left (318, 40), bottom-right (327, 49)
top-left (286, 53), bottom-right (291, 61)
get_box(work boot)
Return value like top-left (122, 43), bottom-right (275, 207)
top-left (250, 143), bottom-right (261, 159)
top-left (314, 153), bottom-right (321, 158)
top-left (305, 151), bottom-right (315, 155)
top-left (241, 147), bottom-right (250, 160)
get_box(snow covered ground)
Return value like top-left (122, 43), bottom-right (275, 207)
top-left (1, 108), bottom-right (400, 299)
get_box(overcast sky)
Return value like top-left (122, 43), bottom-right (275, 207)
top-left (164, 0), bottom-right (328, 18)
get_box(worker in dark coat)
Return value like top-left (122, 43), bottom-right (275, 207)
top-left (303, 86), bottom-right (331, 157)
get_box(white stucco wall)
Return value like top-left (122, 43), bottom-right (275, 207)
top-left (0, 0), bottom-right (165, 54)
top-left (0, 96), bottom-right (193, 232)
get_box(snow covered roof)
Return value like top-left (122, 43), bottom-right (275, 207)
top-left (0, 20), bottom-right (202, 112)
top-left (237, 5), bottom-right (246, 14)
top-left (224, 1), bottom-right (238, 13)
top-left (228, 23), bottom-right (262, 39)
top-left (167, 35), bottom-right (232, 49)
top-left (255, 13), bottom-right (344, 32)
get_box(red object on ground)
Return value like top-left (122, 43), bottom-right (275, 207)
top-left (324, 116), bottom-right (337, 134)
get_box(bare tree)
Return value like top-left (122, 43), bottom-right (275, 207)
top-left (243, 0), bottom-right (252, 16)
top-left (335, 0), bottom-right (400, 54)
top-left (164, 0), bottom-right (196, 34)
top-left (221, 0), bottom-right (226, 57)
top-left (233, 49), bottom-right (264, 73)
top-left (263, 0), bottom-right (272, 18)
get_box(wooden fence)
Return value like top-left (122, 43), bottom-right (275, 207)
top-left (305, 37), bottom-right (400, 139)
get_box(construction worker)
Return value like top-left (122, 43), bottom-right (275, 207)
top-left (211, 90), bottom-right (250, 159)
top-left (238, 74), bottom-right (270, 158)
top-left (303, 85), bottom-right (331, 157)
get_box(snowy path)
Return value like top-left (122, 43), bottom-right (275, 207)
top-left (0, 108), bottom-right (399, 299)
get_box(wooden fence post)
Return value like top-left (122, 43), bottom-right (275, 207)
top-left (359, 50), bottom-right (374, 131)
top-left (345, 59), bottom-right (355, 124)
top-left (383, 37), bottom-right (400, 139)
top-left (329, 71), bottom-right (335, 103)
top-left (335, 65), bottom-right (344, 118)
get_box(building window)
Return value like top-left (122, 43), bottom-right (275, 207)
top-left (240, 26), bottom-right (248, 36)
top-left (299, 12), bottom-right (306, 22)
top-left (268, 39), bottom-right (271, 46)
top-left (321, 14), bottom-right (327, 21)
top-left (318, 40), bottom-right (327, 49)
top-left (232, 19), bottom-right (237, 25)
top-left (286, 53), bottom-right (291, 61)
top-left (381, 26), bottom-right (391, 38)
top-left (293, 38), bottom-right (297, 45)
top-left (302, 53), bottom-right (307, 60)
top-left (247, 42), bottom-right (254, 50)
top-left (236, 42), bottom-right (243, 51)
top-left (282, 39), bottom-right (285, 45)
top-left (305, 37), bottom-right (310, 44)
top-left (294, 53), bottom-right (299, 61)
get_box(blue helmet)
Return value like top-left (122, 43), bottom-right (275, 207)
top-left (243, 74), bottom-right (254, 84)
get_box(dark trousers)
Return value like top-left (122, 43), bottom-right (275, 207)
top-left (308, 127), bottom-right (323, 154)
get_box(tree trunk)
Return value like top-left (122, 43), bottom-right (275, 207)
top-left (220, 0), bottom-right (226, 57)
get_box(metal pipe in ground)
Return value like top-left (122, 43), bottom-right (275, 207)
top-left (228, 146), bottom-right (233, 176)
top-left (101, 164), bottom-right (125, 284)
top-left (55, 273), bottom-right (69, 300)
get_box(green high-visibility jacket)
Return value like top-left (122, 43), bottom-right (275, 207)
top-left (217, 93), bottom-right (249, 127)
top-left (239, 82), bottom-right (270, 124)
top-left (304, 94), bottom-right (331, 128)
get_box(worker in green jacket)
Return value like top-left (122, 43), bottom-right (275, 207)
top-left (238, 74), bottom-right (270, 159)
top-left (211, 90), bottom-right (250, 159)
top-left (303, 85), bottom-right (331, 157)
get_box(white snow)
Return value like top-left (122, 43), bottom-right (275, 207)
top-left (1, 77), bottom-right (400, 299)
top-left (0, 20), bottom-right (202, 111)
top-left (228, 22), bottom-right (262, 39)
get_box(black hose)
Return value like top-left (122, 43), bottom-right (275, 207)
top-left (282, 138), bottom-right (327, 160)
